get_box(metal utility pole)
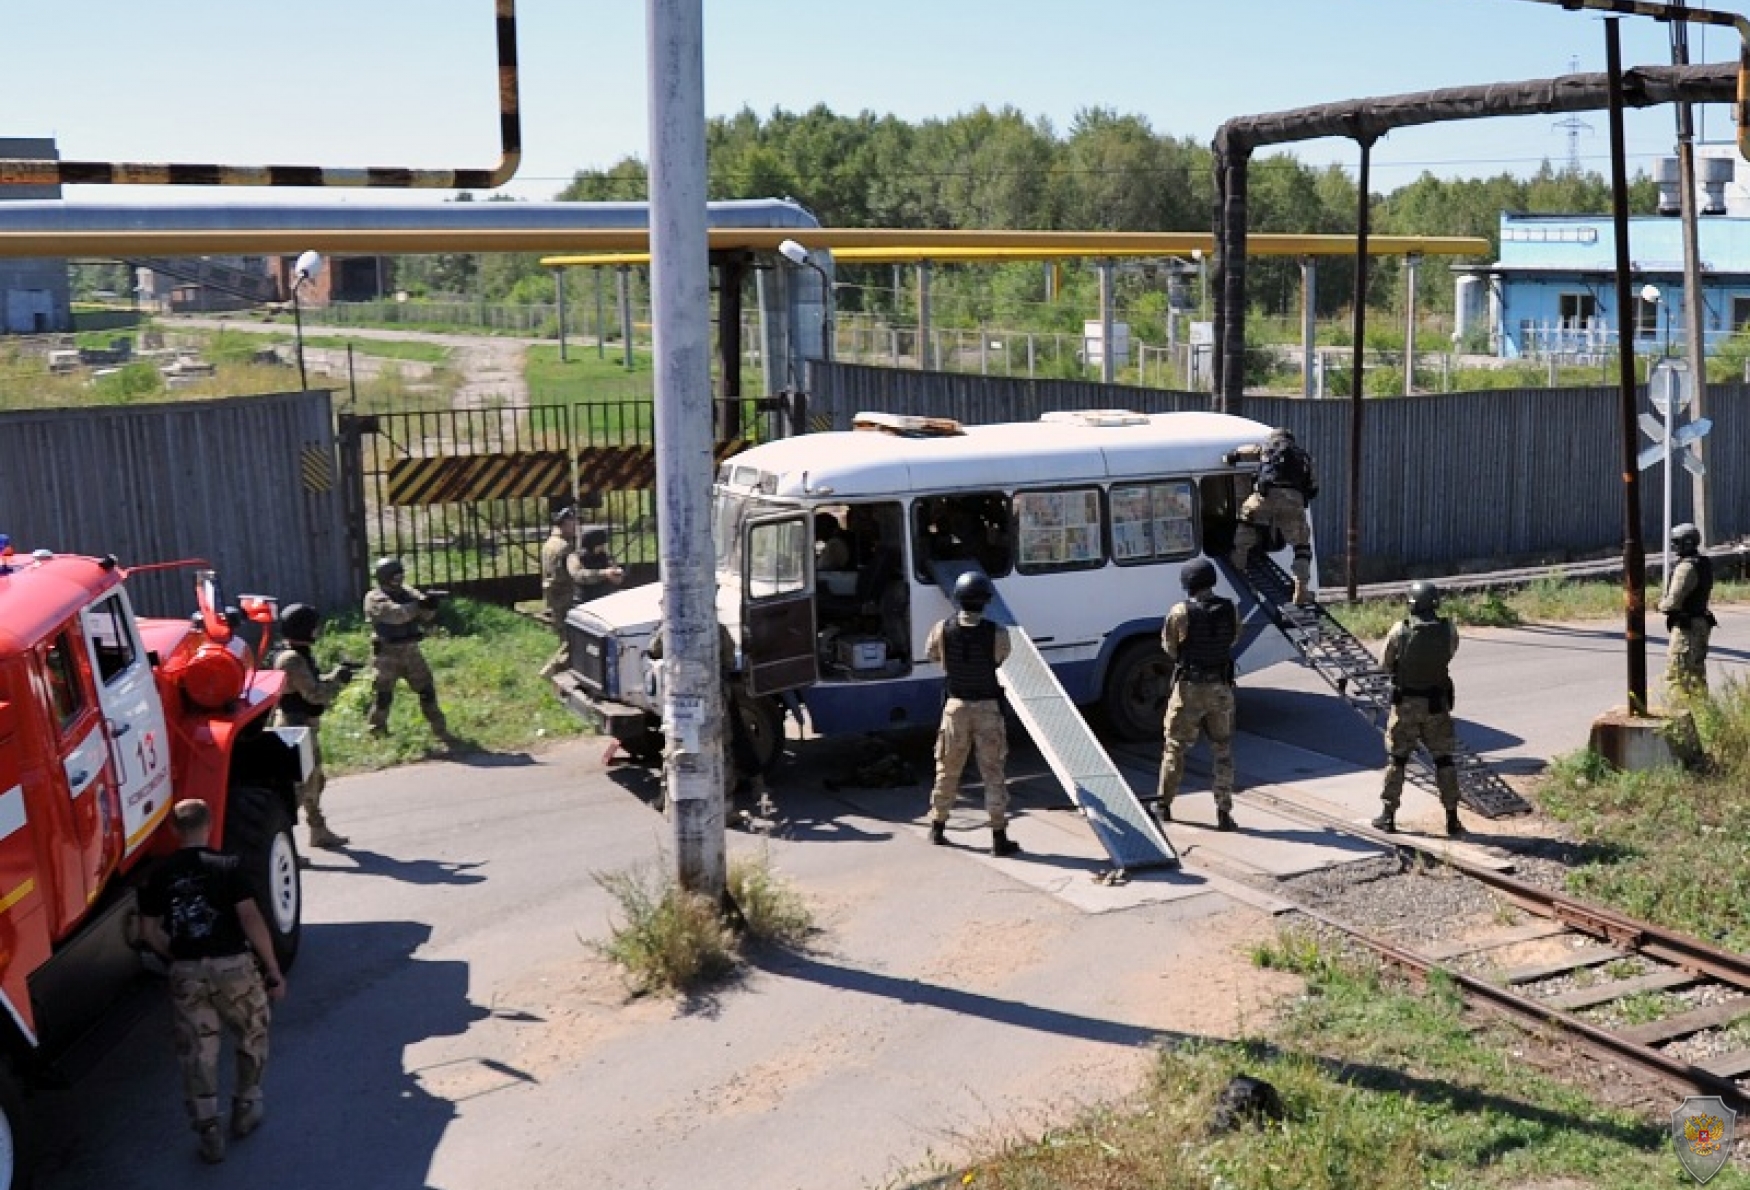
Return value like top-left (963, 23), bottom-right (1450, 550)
top-left (1403, 253), bottom-right (1421, 396)
top-left (1345, 137), bottom-right (1374, 603)
top-left (617, 265), bottom-right (635, 371)
top-left (1606, 19), bottom-right (1651, 716)
top-left (1671, 8), bottom-right (1713, 545)
top-left (1098, 260), bottom-right (1116, 384)
top-left (555, 268), bottom-right (568, 362)
top-left (647, 0), bottom-right (724, 897)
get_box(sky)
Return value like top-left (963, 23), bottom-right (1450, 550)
top-left (1, 0), bottom-right (1741, 210)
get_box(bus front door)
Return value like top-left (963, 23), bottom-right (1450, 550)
top-left (741, 512), bottom-right (819, 696)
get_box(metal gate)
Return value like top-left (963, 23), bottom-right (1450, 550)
top-left (342, 396), bottom-right (797, 603)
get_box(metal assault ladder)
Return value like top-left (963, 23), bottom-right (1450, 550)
top-left (933, 563), bottom-right (1179, 870)
top-left (1227, 553), bottom-right (1532, 819)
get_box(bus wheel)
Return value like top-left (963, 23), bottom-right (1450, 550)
top-left (731, 689), bottom-right (785, 774)
top-left (1102, 639), bottom-right (1171, 741)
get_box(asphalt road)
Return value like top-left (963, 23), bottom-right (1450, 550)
top-left (28, 607), bottom-right (1750, 1190)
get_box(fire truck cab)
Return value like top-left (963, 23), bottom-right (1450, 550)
top-left (0, 537), bottom-right (309, 1186)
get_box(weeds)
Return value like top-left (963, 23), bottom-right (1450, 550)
top-left (592, 863), bottom-right (737, 997)
top-left (594, 853), bottom-right (812, 997)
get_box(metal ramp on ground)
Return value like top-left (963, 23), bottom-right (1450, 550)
top-left (1225, 553), bottom-right (1532, 819)
top-left (932, 562), bottom-right (1179, 871)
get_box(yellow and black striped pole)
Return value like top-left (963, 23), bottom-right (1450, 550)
top-left (0, 0), bottom-right (521, 190)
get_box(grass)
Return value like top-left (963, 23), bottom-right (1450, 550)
top-left (1328, 573), bottom-right (1750, 640)
top-left (301, 597), bottom-right (587, 773)
top-left (592, 851), bottom-right (813, 997)
top-left (1535, 676), bottom-right (1750, 952)
top-left (898, 930), bottom-right (1709, 1189)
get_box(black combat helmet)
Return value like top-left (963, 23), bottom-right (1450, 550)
top-left (279, 603), bottom-right (320, 643)
top-left (952, 571), bottom-right (994, 612)
top-left (1408, 580), bottom-right (1441, 614)
top-left (1180, 558), bottom-right (1217, 593)
top-left (1670, 522), bottom-right (1701, 555)
top-left (373, 556), bottom-right (406, 584)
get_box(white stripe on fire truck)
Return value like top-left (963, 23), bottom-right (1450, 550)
top-left (0, 783), bottom-right (25, 841)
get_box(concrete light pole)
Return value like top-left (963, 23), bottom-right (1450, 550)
top-left (647, 0), bottom-right (724, 898)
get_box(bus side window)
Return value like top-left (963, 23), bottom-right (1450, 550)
top-left (913, 494), bottom-right (1011, 580)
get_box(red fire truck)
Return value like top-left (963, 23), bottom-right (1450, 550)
top-left (0, 536), bottom-right (307, 1187)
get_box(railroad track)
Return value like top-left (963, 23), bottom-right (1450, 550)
top-left (1104, 742), bottom-right (1750, 1110)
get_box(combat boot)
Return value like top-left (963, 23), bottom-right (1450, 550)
top-left (1156, 801), bottom-right (1172, 824)
top-left (1444, 806), bottom-right (1465, 838)
top-left (929, 820), bottom-right (947, 846)
top-left (308, 825), bottom-right (350, 850)
top-left (197, 1120), bottom-right (226, 1164)
top-left (1291, 580), bottom-right (1316, 607)
top-left (1370, 809), bottom-right (1397, 833)
top-left (990, 829), bottom-right (1021, 857)
top-left (230, 1097), bottom-right (264, 1139)
top-left (1216, 809), bottom-right (1238, 832)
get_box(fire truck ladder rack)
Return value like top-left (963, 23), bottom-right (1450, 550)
top-left (1225, 552), bottom-right (1532, 820)
top-left (934, 562), bottom-right (1180, 871)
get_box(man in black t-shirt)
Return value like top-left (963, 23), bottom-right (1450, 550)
top-left (140, 800), bottom-right (287, 1165)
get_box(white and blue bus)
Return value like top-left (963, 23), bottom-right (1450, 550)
top-left (555, 409), bottom-right (1305, 765)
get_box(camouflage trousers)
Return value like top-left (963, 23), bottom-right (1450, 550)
top-left (930, 698), bottom-right (1009, 828)
top-left (542, 598), bottom-right (572, 676)
top-left (271, 710), bottom-right (331, 831)
top-left (169, 952), bottom-right (270, 1127)
top-left (1666, 619), bottom-right (1712, 701)
top-left (1157, 679), bottom-right (1235, 813)
top-left (368, 643), bottom-right (448, 735)
top-left (1381, 696), bottom-right (1460, 812)
top-left (1232, 489), bottom-right (1313, 588)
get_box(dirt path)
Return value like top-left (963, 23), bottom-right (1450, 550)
top-left (162, 314), bottom-right (540, 409)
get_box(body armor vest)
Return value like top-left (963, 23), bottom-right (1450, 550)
top-left (942, 618), bottom-right (1002, 701)
top-left (1258, 442), bottom-right (1314, 497)
top-left (1673, 554), bottom-right (1713, 621)
top-left (372, 588), bottom-right (423, 644)
top-left (275, 645), bottom-right (323, 719)
top-left (1178, 595), bottom-right (1237, 680)
top-left (1393, 615), bottom-right (1453, 692)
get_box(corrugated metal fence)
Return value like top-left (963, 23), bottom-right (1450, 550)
top-left (0, 390), bottom-right (354, 617)
top-left (812, 363), bottom-right (1750, 581)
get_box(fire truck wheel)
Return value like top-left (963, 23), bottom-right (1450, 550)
top-left (227, 785), bottom-right (303, 973)
top-left (1102, 638), bottom-right (1171, 742)
top-left (0, 1062), bottom-right (30, 1190)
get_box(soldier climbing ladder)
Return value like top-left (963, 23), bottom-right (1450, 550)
top-left (1223, 553), bottom-right (1533, 820)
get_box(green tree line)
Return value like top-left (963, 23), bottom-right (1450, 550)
top-left (387, 103), bottom-right (1657, 334)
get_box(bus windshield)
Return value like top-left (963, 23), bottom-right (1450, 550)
top-left (711, 490), bottom-right (793, 581)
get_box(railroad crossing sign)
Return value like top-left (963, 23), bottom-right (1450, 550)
top-left (1637, 358), bottom-right (1709, 477)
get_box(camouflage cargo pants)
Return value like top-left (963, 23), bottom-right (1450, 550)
top-left (369, 642), bottom-right (448, 735)
top-left (169, 952), bottom-right (270, 1127)
top-left (930, 698), bottom-right (1010, 828)
top-left (1232, 489), bottom-right (1313, 589)
top-left (272, 709), bottom-right (330, 831)
top-left (1381, 696), bottom-right (1460, 812)
top-left (1157, 679), bottom-right (1236, 813)
top-left (1666, 619), bottom-right (1712, 700)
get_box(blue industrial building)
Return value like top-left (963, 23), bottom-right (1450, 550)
top-left (1464, 206), bottom-right (1750, 362)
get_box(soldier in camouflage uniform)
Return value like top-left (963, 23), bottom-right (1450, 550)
top-left (269, 603), bottom-right (355, 850)
top-left (1226, 427), bottom-right (1319, 606)
top-left (1371, 581), bottom-right (1464, 838)
top-left (1657, 522), bottom-right (1715, 700)
top-left (538, 507), bottom-right (583, 680)
top-left (139, 800), bottom-right (286, 1165)
top-left (925, 572), bottom-right (1020, 856)
top-left (363, 556), bottom-right (454, 745)
top-left (1156, 558), bottom-right (1239, 831)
